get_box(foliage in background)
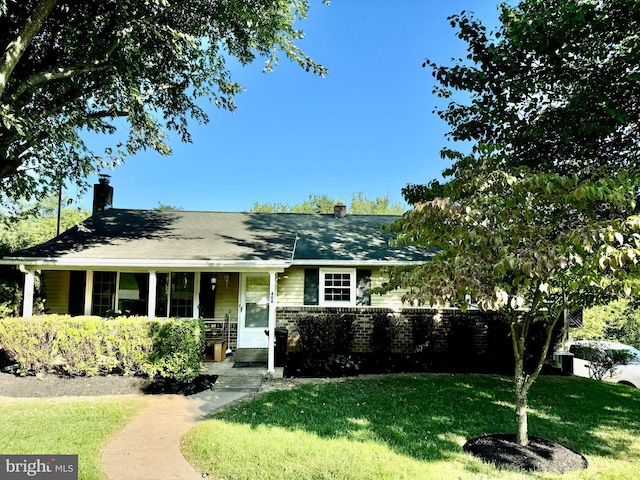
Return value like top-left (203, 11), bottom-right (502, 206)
top-left (0, 194), bottom-right (90, 317)
top-left (0, 279), bottom-right (20, 317)
top-left (250, 192), bottom-right (406, 214)
top-left (0, 0), bottom-right (327, 211)
top-left (0, 194), bottom-right (90, 254)
top-left (578, 300), bottom-right (640, 348)
top-left (0, 315), bottom-right (205, 381)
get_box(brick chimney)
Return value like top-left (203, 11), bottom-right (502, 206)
top-left (92, 174), bottom-right (113, 214)
top-left (334, 202), bottom-right (347, 218)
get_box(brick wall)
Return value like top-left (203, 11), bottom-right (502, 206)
top-left (276, 306), bottom-right (504, 355)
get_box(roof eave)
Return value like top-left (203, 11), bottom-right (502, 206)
top-left (290, 258), bottom-right (432, 267)
top-left (0, 257), bottom-right (291, 271)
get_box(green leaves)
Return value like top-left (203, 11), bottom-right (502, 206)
top-left (0, 0), bottom-right (328, 208)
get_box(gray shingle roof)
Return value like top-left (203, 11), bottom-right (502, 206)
top-left (7, 209), bottom-right (433, 266)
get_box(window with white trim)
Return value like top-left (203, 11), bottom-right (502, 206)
top-left (304, 268), bottom-right (372, 307)
top-left (320, 268), bottom-right (356, 306)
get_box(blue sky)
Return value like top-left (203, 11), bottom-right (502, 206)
top-left (79, 1), bottom-right (504, 212)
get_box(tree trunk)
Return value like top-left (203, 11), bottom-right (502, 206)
top-left (514, 347), bottom-right (529, 446)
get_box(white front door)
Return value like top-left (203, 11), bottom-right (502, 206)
top-left (237, 273), bottom-right (270, 348)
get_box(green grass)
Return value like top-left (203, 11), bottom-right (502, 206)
top-left (0, 397), bottom-right (145, 480)
top-left (183, 374), bottom-right (640, 480)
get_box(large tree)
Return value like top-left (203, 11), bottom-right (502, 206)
top-left (0, 0), bottom-right (327, 210)
top-left (386, 0), bottom-right (640, 448)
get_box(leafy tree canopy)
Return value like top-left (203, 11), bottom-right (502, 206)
top-left (0, 0), bottom-right (327, 211)
top-left (387, 0), bottom-right (640, 447)
top-left (250, 192), bottom-right (406, 215)
top-left (424, 0), bottom-right (640, 184)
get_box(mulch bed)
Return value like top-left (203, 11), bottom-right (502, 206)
top-left (0, 371), bottom-right (217, 397)
top-left (464, 434), bottom-right (588, 473)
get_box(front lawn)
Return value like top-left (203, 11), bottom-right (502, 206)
top-left (0, 397), bottom-right (145, 480)
top-left (183, 374), bottom-right (640, 479)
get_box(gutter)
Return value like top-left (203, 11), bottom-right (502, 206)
top-left (0, 257), bottom-right (292, 271)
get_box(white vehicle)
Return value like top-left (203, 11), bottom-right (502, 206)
top-left (568, 340), bottom-right (640, 388)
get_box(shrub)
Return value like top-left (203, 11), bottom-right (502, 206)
top-left (296, 313), bottom-right (355, 357)
top-left (0, 315), bottom-right (61, 374)
top-left (54, 316), bottom-right (115, 376)
top-left (0, 279), bottom-right (21, 318)
top-left (411, 314), bottom-right (436, 369)
top-left (295, 313), bottom-right (357, 376)
top-left (445, 316), bottom-right (477, 372)
top-left (147, 318), bottom-right (206, 383)
top-left (0, 315), bottom-right (204, 381)
top-left (485, 316), bottom-right (513, 374)
top-left (370, 313), bottom-right (395, 355)
top-left (106, 317), bottom-right (154, 376)
top-left (571, 342), bottom-right (635, 380)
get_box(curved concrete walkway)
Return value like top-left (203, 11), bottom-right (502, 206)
top-left (101, 361), bottom-right (269, 480)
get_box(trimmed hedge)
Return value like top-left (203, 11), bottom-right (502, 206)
top-left (0, 315), bottom-right (205, 382)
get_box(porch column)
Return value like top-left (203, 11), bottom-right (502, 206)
top-left (19, 266), bottom-right (34, 318)
top-left (148, 271), bottom-right (157, 319)
top-left (267, 271), bottom-right (277, 373)
top-left (84, 270), bottom-right (93, 315)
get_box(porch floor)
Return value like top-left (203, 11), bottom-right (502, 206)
top-left (231, 348), bottom-right (268, 363)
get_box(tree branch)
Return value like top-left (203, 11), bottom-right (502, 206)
top-left (87, 109), bottom-right (129, 119)
top-left (12, 62), bottom-right (113, 100)
top-left (0, 0), bottom-right (58, 100)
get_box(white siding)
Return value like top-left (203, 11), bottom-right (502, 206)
top-left (276, 266), bottom-right (409, 308)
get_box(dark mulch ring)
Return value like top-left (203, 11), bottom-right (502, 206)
top-left (464, 434), bottom-right (588, 474)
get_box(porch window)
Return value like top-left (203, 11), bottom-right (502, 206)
top-left (155, 272), bottom-right (195, 318)
top-left (91, 271), bottom-right (116, 316)
top-left (117, 273), bottom-right (148, 316)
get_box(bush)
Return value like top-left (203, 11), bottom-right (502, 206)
top-left (295, 313), bottom-right (357, 376)
top-left (445, 316), bottom-right (477, 372)
top-left (147, 318), bottom-right (206, 382)
top-left (0, 315), bottom-right (61, 374)
top-left (411, 314), bottom-right (436, 369)
top-left (0, 279), bottom-right (21, 318)
top-left (54, 316), bottom-right (117, 376)
top-left (370, 313), bottom-right (395, 355)
top-left (0, 315), bottom-right (204, 381)
top-left (484, 316), bottom-right (513, 374)
top-left (571, 342), bottom-right (635, 380)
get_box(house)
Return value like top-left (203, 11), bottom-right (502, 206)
top-left (0, 179), bottom-right (440, 372)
